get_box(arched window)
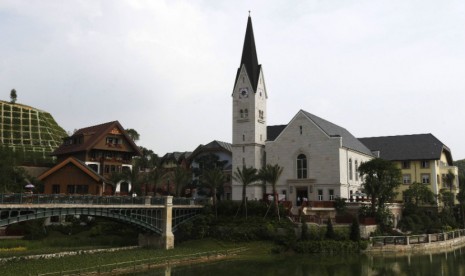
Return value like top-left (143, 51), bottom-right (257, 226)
top-left (349, 158), bottom-right (353, 180)
top-left (244, 109), bottom-right (248, 118)
top-left (240, 109), bottom-right (244, 118)
top-left (355, 160), bottom-right (359, 181)
top-left (297, 154), bottom-right (307, 179)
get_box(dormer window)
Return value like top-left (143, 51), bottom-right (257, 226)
top-left (106, 136), bottom-right (121, 145)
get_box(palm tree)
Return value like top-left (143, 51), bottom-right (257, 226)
top-left (173, 167), bottom-right (190, 197)
top-left (232, 166), bottom-right (258, 218)
top-left (259, 164), bottom-right (284, 220)
top-left (147, 167), bottom-right (165, 196)
top-left (122, 165), bottom-right (142, 196)
top-left (202, 168), bottom-right (225, 218)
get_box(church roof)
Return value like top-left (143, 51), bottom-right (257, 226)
top-left (359, 134), bottom-right (453, 164)
top-left (267, 125), bottom-right (287, 141)
top-left (234, 16), bottom-right (261, 92)
top-left (301, 110), bottom-right (373, 156)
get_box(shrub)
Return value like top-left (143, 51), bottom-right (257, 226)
top-left (293, 240), bottom-right (365, 254)
top-left (325, 218), bottom-right (335, 240)
top-left (350, 218), bottom-right (361, 242)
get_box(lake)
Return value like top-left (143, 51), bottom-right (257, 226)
top-left (128, 246), bottom-right (465, 276)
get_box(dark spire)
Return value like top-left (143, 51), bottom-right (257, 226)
top-left (235, 15), bottom-right (261, 92)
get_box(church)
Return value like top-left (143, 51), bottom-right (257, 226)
top-left (231, 16), bottom-right (374, 205)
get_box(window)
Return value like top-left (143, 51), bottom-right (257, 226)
top-left (355, 160), bottom-right (359, 181)
top-left (329, 189), bottom-right (334, 201)
top-left (299, 126), bottom-right (302, 135)
top-left (349, 159), bottom-right (353, 180)
top-left (421, 161), bottom-right (429, 168)
top-left (52, 185), bottom-right (60, 194)
top-left (421, 174), bottom-right (430, 184)
top-left (106, 137), bottom-right (120, 145)
top-left (88, 164), bottom-right (99, 173)
top-left (76, 185), bottom-right (89, 194)
top-left (242, 134), bottom-right (245, 141)
top-left (403, 174), bottom-right (411, 184)
top-left (244, 109), bottom-right (248, 118)
top-left (318, 190), bottom-right (323, 201)
top-left (240, 109), bottom-right (244, 118)
top-left (67, 185), bottom-right (75, 194)
top-left (297, 154), bottom-right (307, 179)
top-left (402, 161), bottom-right (411, 169)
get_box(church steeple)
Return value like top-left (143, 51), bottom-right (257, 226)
top-left (236, 15), bottom-right (261, 92)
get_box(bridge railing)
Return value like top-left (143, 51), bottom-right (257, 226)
top-left (0, 194), bottom-right (206, 206)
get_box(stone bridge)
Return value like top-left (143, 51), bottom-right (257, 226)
top-left (0, 194), bottom-right (205, 249)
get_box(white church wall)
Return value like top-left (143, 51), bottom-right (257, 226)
top-left (266, 111), bottom-right (342, 203)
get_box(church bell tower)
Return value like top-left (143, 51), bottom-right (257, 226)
top-left (231, 15), bottom-right (268, 200)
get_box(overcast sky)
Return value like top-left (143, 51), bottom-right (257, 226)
top-left (1, 1), bottom-right (464, 160)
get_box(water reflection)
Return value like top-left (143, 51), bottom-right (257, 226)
top-left (130, 246), bottom-right (465, 276)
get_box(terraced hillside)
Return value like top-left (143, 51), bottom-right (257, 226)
top-left (0, 100), bottom-right (66, 165)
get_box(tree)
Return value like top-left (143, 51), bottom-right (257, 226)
top-left (457, 177), bottom-right (465, 228)
top-left (10, 89), bottom-right (17, 104)
top-left (350, 217), bottom-right (361, 242)
top-left (442, 170), bottom-right (456, 208)
top-left (358, 158), bottom-right (402, 221)
top-left (121, 165), bottom-right (142, 196)
top-left (259, 164), bottom-right (284, 220)
top-left (325, 218), bottom-right (335, 239)
top-left (202, 168), bottom-right (225, 218)
top-left (147, 167), bottom-right (165, 195)
top-left (193, 153), bottom-right (227, 197)
top-left (403, 182), bottom-right (436, 208)
top-left (0, 146), bottom-right (26, 193)
top-left (136, 147), bottom-right (159, 171)
top-left (232, 166), bottom-right (259, 218)
top-left (173, 167), bottom-right (190, 197)
top-left (125, 129), bottom-right (140, 142)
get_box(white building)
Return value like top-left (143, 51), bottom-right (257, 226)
top-left (231, 16), bottom-right (374, 206)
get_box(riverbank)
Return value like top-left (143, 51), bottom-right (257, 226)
top-left (0, 239), bottom-right (273, 275)
top-left (366, 229), bottom-right (465, 253)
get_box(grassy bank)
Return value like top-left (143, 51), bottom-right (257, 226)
top-left (0, 239), bottom-right (274, 275)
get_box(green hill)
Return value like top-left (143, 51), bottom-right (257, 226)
top-left (0, 100), bottom-right (66, 165)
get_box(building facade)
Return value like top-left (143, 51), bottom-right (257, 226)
top-left (359, 134), bottom-right (459, 206)
top-left (39, 121), bottom-right (141, 195)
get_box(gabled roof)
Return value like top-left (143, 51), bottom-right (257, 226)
top-left (160, 151), bottom-right (192, 164)
top-left (266, 111), bottom-right (373, 156)
top-left (234, 16), bottom-right (261, 92)
top-left (300, 110), bottom-right (373, 156)
top-left (38, 157), bottom-right (107, 182)
top-left (188, 140), bottom-right (232, 161)
top-left (51, 121), bottom-right (142, 156)
top-left (359, 134), bottom-right (453, 164)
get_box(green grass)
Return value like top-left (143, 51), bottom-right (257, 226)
top-left (0, 239), bottom-right (273, 275)
top-left (0, 229), bottom-right (137, 258)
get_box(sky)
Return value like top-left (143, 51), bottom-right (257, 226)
top-left (1, 1), bottom-right (464, 159)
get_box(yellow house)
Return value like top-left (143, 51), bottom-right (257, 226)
top-left (359, 134), bottom-right (459, 207)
